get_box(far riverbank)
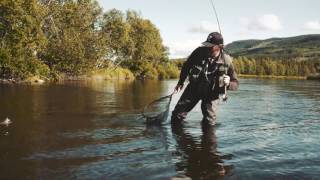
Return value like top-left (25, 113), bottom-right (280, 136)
top-left (2, 72), bottom-right (320, 85)
top-left (238, 74), bottom-right (306, 80)
top-left (238, 74), bottom-right (320, 80)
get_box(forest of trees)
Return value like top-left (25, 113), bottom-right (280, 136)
top-left (233, 56), bottom-right (320, 77)
top-left (1, 0), bottom-right (319, 82)
top-left (0, 0), bottom-right (179, 81)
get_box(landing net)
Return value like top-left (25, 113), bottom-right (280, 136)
top-left (142, 93), bottom-right (174, 124)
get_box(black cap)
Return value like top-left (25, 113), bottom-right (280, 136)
top-left (202, 32), bottom-right (224, 47)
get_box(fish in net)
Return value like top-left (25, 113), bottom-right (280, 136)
top-left (142, 93), bottom-right (174, 125)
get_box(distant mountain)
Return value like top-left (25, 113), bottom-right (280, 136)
top-left (225, 34), bottom-right (320, 61)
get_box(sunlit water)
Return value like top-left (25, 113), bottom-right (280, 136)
top-left (0, 79), bottom-right (320, 179)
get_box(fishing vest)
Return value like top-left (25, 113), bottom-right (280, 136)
top-left (188, 52), bottom-right (232, 93)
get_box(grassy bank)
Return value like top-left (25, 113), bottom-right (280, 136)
top-left (54, 67), bottom-right (135, 82)
top-left (0, 61), bottom-right (181, 84)
top-left (0, 67), bottom-right (135, 84)
top-left (238, 74), bottom-right (306, 80)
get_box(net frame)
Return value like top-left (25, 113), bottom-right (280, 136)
top-left (142, 93), bottom-right (174, 122)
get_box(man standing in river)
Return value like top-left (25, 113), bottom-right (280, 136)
top-left (171, 32), bottom-right (239, 126)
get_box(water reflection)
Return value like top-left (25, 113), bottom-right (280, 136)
top-left (1, 79), bottom-right (320, 179)
top-left (171, 123), bottom-right (233, 179)
top-left (0, 80), bottom-right (170, 179)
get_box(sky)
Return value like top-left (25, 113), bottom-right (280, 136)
top-left (97, 0), bottom-right (320, 58)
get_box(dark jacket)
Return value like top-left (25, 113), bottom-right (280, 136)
top-left (178, 46), bottom-right (239, 95)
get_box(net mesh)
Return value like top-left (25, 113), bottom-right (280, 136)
top-left (142, 94), bottom-right (173, 123)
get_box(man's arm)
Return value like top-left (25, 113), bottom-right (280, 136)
top-left (177, 48), bottom-right (199, 86)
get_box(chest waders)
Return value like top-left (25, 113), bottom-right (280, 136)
top-left (187, 52), bottom-right (229, 98)
top-left (171, 50), bottom-right (233, 126)
top-left (204, 51), bottom-right (229, 101)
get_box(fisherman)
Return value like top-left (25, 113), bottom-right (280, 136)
top-left (171, 32), bottom-right (239, 126)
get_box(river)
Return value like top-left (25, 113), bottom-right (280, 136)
top-left (0, 79), bottom-right (320, 179)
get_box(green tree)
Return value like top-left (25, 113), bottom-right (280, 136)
top-left (249, 58), bottom-right (256, 74)
top-left (126, 10), bottom-right (167, 62)
top-left (276, 63), bottom-right (286, 76)
top-left (0, 0), bottom-right (49, 79)
top-left (101, 9), bottom-right (129, 63)
top-left (234, 57), bottom-right (244, 74)
top-left (256, 59), bottom-right (265, 75)
top-left (41, 0), bottom-right (105, 75)
top-left (242, 57), bottom-right (250, 74)
top-left (101, 9), bottom-right (169, 77)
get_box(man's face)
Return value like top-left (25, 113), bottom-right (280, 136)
top-left (211, 45), bottom-right (221, 57)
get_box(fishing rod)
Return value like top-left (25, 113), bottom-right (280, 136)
top-left (208, 0), bottom-right (228, 101)
top-left (208, 0), bottom-right (222, 34)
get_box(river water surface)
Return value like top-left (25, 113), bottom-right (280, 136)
top-left (0, 79), bottom-right (320, 179)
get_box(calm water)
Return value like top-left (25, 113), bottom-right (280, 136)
top-left (0, 79), bottom-right (320, 180)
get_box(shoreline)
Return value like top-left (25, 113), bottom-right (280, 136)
top-left (306, 74), bottom-right (320, 80)
top-left (238, 74), bottom-right (306, 80)
top-left (1, 74), bottom-right (317, 85)
top-left (0, 67), bottom-right (136, 85)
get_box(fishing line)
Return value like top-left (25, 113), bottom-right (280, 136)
top-left (208, 0), bottom-right (229, 101)
top-left (208, 0), bottom-right (222, 34)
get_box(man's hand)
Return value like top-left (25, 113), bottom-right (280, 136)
top-left (174, 84), bottom-right (184, 93)
top-left (223, 75), bottom-right (230, 86)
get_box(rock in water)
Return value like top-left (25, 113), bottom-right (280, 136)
top-left (0, 117), bottom-right (12, 126)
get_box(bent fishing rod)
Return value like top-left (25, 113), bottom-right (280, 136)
top-left (208, 0), bottom-right (228, 101)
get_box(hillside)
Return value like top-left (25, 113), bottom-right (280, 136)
top-left (225, 34), bottom-right (320, 61)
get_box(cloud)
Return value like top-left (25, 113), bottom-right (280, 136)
top-left (165, 39), bottom-right (201, 58)
top-left (240, 14), bottom-right (282, 32)
top-left (303, 20), bottom-right (320, 30)
top-left (188, 21), bottom-right (219, 34)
